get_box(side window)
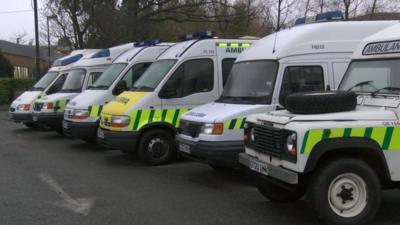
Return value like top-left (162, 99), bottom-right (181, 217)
top-left (279, 66), bottom-right (324, 105)
top-left (222, 58), bottom-right (236, 86)
top-left (46, 73), bottom-right (67, 95)
top-left (163, 59), bottom-right (214, 98)
top-left (121, 62), bottom-right (152, 89)
top-left (88, 72), bottom-right (103, 86)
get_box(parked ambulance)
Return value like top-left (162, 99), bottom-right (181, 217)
top-left (239, 22), bottom-right (400, 225)
top-left (97, 31), bottom-right (256, 165)
top-left (32, 43), bottom-right (134, 132)
top-left (176, 14), bottom-right (398, 169)
top-left (63, 41), bottom-right (174, 142)
top-left (8, 49), bottom-right (97, 128)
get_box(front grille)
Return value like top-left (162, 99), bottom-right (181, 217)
top-left (33, 102), bottom-right (44, 111)
top-left (179, 120), bottom-right (202, 138)
top-left (252, 125), bottom-right (285, 156)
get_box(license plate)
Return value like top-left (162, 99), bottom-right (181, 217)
top-left (62, 120), bottom-right (69, 129)
top-left (249, 158), bottom-right (269, 176)
top-left (179, 143), bottom-right (191, 154)
top-left (32, 115), bottom-right (38, 121)
top-left (97, 129), bottom-right (104, 139)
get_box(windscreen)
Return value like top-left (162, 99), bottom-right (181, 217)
top-left (132, 59), bottom-right (176, 91)
top-left (339, 59), bottom-right (400, 95)
top-left (89, 63), bottom-right (127, 89)
top-left (218, 60), bottom-right (278, 104)
top-left (32, 72), bottom-right (59, 91)
top-left (60, 69), bottom-right (86, 92)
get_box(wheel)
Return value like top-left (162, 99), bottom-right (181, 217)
top-left (138, 129), bottom-right (176, 166)
top-left (307, 158), bottom-right (381, 225)
top-left (257, 177), bottom-right (304, 203)
top-left (285, 91), bottom-right (357, 114)
top-left (24, 122), bottom-right (39, 129)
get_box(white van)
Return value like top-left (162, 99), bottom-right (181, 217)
top-left (176, 18), bottom-right (398, 169)
top-left (8, 49), bottom-right (97, 128)
top-left (63, 42), bottom-right (174, 142)
top-left (32, 43), bottom-right (135, 132)
top-left (97, 32), bottom-right (256, 165)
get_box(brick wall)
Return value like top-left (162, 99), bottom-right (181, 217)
top-left (3, 53), bottom-right (49, 78)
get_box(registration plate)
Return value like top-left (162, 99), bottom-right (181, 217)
top-left (62, 120), bottom-right (69, 129)
top-left (97, 129), bottom-right (104, 139)
top-left (179, 143), bottom-right (191, 154)
top-left (32, 115), bottom-right (38, 121)
top-left (249, 158), bottom-right (269, 176)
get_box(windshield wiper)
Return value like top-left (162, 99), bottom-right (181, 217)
top-left (347, 80), bottom-right (373, 92)
top-left (371, 86), bottom-right (400, 97)
top-left (60, 88), bottom-right (81, 93)
top-left (131, 85), bottom-right (154, 91)
top-left (31, 87), bottom-right (44, 91)
top-left (88, 85), bottom-right (109, 90)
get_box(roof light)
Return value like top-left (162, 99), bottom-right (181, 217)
top-left (134, 39), bottom-right (161, 47)
top-left (180, 31), bottom-right (217, 41)
top-left (294, 10), bottom-right (343, 26)
top-left (91, 48), bottom-right (110, 58)
top-left (52, 54), bottom-right (83, 66)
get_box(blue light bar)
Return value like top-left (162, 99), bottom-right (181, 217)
top-left (52, 54), bottom-right (83, 66)
top-left (91, 48), bottom-right (110, 58)
top-left (294, 17), bottom-right (306, 26)
top-left (134, 39), bottom-right (161, 47)
top-left (316, 10), bottom-right (343, 22)
top-left (180, 31), bottom-right (217, 41)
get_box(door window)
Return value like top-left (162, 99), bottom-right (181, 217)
top-left (222, 58), bottom-right (236, 86)
top-left (87, 72), bottom-right (103, 86)
top-left (46, 73), bottom-right (67, 95)
top-left (279, 66), bottom-right (324, 105)
top-left (121, 62), bottom-right (152, 89)
top-left (162, 59), bottom-right (214, 98)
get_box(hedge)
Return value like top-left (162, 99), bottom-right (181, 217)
top-left (0, 78), bottom-right (36, 104)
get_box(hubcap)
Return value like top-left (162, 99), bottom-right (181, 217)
top-left (328, 173), bottom-right (367, 218)
top-left (147, 137), bottom-right (169, 160)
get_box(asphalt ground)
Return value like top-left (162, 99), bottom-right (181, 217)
top-left (1, 109), bottom-right (400, 225)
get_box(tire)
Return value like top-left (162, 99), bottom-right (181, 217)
top-left (24, 122), bottom-right (39, 129)
top-left (138, 129), bottom-right (176, 166)
top-left (257, 177), bottom-right (304, 203)
top-left (307, 158), bottom-right (381, 225)
top-left (285, 91), bottom-right (356, 114)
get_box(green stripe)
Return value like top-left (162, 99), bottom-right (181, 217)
top-left (88, 105), bottom-right (92, 115)
top-left (148, 110), bottom-right (155, 122)
top-left (301, 131), bottom-right (310, 154)
top-left (343, 128), bottom-right (352, 137)
top-left (240, 118), bottom-right (246, 129)
top-left (382, 127), bottom-right (394, 150)
top-left (161, 109), bottom-right (168, 121)
top-left (322, 129), bottom-right (330, 140)
top-left (54, 101), bottom-right (60, 112)
top-left (133, 110), bottom-right (142, 130)
top-left (364, 127), bottom-right (373, 138)
top-left (172, 109), bottom-right (180, 127)
top-left (229, 119), bottom-right (237, 130)
top-left (97, 105), bottom-right (103, 116)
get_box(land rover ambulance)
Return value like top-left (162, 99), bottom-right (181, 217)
top-left (63, 41), bottom-right (174, 142)
top-left (176, 18), bottom-right (398, 169)
top-left (98, 32), bottom-right (256, 165)
top-left (8, 49), bottom-right (97, 128)
top-left (239, 22), bottom-right (400, 225)
top-left (32, 43), bottom-right (134, 132)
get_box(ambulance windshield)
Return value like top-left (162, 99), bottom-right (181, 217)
top-left (340, 59), bottom-right (400, 95)
top-left (132, 59), bottom-right (176, 91)
top-left (60, 69), bottom-right (86, 93)
top-left (218, 60), bottom-right (278, 104)
top-left (32, 72), bottom-right (59, 91)
top-left (89, 63), bottom-right (127, 89)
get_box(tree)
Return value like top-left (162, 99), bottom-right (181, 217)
top-left (0, 53), bottom-right (14, 78)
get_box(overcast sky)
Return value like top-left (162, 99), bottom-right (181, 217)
top-left (0, 0), bottom-right (44, 43)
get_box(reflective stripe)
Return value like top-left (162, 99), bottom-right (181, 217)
top-left (126, 108), bottom-right (189, 131)
top-left (216, 42), bottom-right (252, 48)
top-left (224, 117), bottom-right (246, 130)
top-left (89, 105), bottom-right (101, 117)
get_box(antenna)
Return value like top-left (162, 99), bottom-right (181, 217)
top-left (272, 31), bottom-right (278, 54)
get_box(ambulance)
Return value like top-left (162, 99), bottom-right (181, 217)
top-left (8, 49), bottom-right (97, 128)
top-left (239, 22), bottom-right (400, 225)
top-left (32, 43), bottom-right (134, 132)
top-left (63, 41), bottom-right (174, 142)
top-left (98, 31), bottom-right (256, 165)
top-left (176, 16), bottom-right (398, 169)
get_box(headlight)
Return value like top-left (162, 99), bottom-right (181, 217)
top-left (250, 127), bottom-right (255, 142)
top-left (111, 115), bottom-right (130, 128)
top-left (286, 133), bottom-right (297, 156)
top-left (17, 104), bottom-right (30, 111)
top-left (72, 109), bottom-right (89, 120)
top-left (42, 102), bottom-right (53, 110)
top-left (201, 123), bottom-right (224, 135)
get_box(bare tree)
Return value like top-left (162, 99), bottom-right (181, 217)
top-left (12, 31), bottom-right (28, 44)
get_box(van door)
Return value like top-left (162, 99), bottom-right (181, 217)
top-left (277, 63), bottom-right (329, 108)
top-left (84, 68), bottom-right (107, 90)
top-left (159, 57), bottom-right (218, 110)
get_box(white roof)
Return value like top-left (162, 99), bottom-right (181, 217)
top-left (49, 49), bottom-right (99, 72)
top-left (237, 20), bottom-right (398, 62)
top-left (113, 43), bottom-right (175, 63)
top-left (353, 22), bottom-right (400, 59)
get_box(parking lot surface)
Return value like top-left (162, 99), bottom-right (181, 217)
top-left (1, 110), bottom-right (400, 225)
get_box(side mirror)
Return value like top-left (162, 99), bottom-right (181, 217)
top-left (159, 83), bottom-right (178, 99)
top-left (112, 80), bottom-right (128, 95)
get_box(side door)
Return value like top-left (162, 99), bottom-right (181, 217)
top-left (45, 73), bottom-right (68, 95)
top-left (276, 63), bottom-right (328, 108)
top-left (159, 58), bottom-right (218, 110)
top-left (219, 58), bottom-right (236, 94)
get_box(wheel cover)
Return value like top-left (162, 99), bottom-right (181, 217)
top-left (328, 173), bottom-right (367, 218)
top-left (146, 137), bottom-right (169, 160)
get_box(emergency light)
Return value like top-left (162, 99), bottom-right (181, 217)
top-left (91, 48), bottom-right (111, 58)
top-left (180, 31), bottom-right (217, 41)
top-left (134, 39), bottom-right (161, 47)
top-left (295, 10), bottom-right (343, 26)
top-left (52, 54), bottom-right (83, 66)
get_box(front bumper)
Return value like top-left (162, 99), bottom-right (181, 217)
top-left (238, 153), bottom-right (298, 184)
top-left (176, 135), bottom-right (244, 167)
top-left (97, 128), bottom-right (139, 152)
top-left (9, 112), bottom-right (33, 123)
top-left (63, 120), bottom-right (98, 140)
top-left (32, 112), bottom-right (63, 127)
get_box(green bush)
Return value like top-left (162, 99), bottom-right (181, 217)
top-left (0, 53), bottom-right (13, 78)
top-left (0, 78), bottom-right (36, 104)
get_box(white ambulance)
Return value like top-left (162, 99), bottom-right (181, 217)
top-left (240, 22), bottom-right (400, 225)
top-left (63, 41), bottom-right (174, 142)
top-left (177, 18), bottom-right (398, 169)
top-left (8, 49), bottom-right (97, 128)
top-left (32, 43), bottom-right (134, 132)
top-left (97, 32), bottom-right (256, 165)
